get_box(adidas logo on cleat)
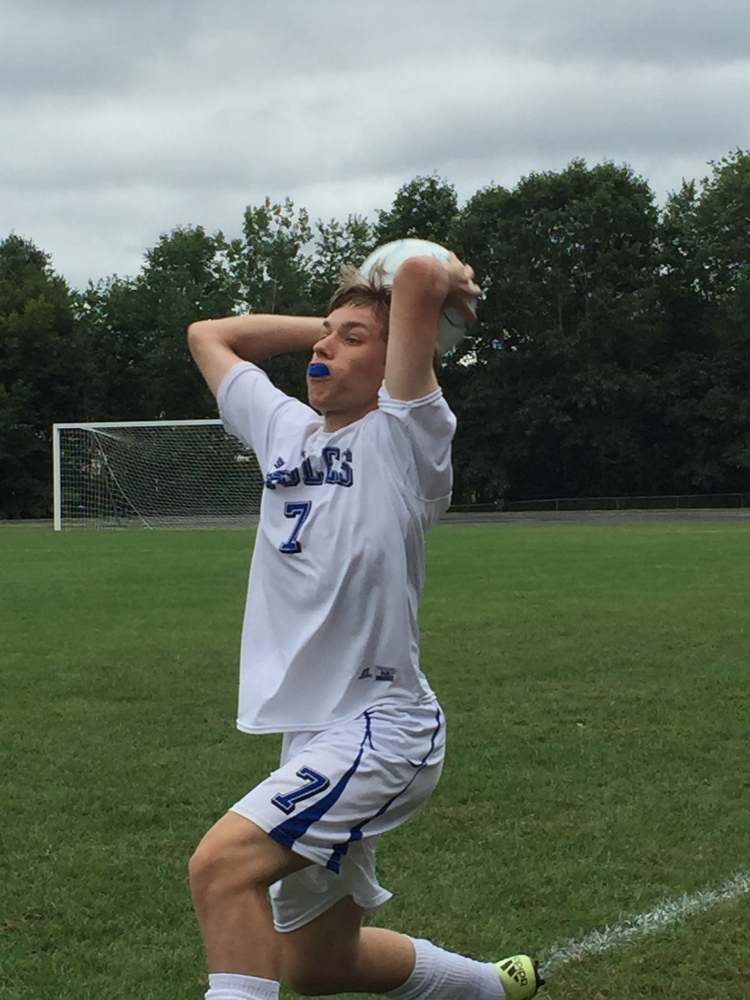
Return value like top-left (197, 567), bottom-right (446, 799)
top-left (498, 958), bottom-right (528, 986)
top-left (494, 954), bottom-right (543, 999)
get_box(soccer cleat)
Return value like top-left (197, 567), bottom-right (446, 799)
top-left (494, 954), bottom-right (544, 999)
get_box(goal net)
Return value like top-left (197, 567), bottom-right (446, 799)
top-left (53, 420), bottom-right (263, 530)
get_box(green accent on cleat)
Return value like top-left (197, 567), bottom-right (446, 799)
top-left (494, 954), bottom-right (544, 1000)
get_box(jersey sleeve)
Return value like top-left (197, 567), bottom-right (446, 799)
top-left (217, 362), bottom-right (316, 472)
top-left (376, 384), bottom-right (457, 502)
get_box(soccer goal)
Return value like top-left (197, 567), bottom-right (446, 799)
top-left (52, 420), bottom-right (263, 530)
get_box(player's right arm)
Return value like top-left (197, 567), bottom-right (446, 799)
top-left (385, 252), bottom-right (479, 401)
top-left (187, 314), bottom-right (322, 397)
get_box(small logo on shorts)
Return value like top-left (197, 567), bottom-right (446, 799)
top-left (358, 666), bottom-right (396, 681)
top-left (375, 667), bottom-right (396, 682)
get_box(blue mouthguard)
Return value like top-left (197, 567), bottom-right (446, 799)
top-left (307, 363), bottom-right (330, 377)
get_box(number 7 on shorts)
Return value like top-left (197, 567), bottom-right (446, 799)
top-left (271, 766), bottom-right (330, 814)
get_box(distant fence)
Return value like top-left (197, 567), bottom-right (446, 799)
top-left (449, 493), bottom-right (750, 513)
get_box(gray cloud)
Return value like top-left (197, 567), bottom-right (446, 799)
top-left (0, 0), bottom-right (196, 95)
top-left (1, 0), bottom-right (749, 288)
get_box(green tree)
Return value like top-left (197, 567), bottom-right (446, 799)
top-left (83, 226), bottom-right (241, 421)
top-left (233, 198), bottom-right (314, 314)
top-left (448, 160), bottom-right (666, 503)
top-left (374, 174), bottom-right (459, 246)
top-left (228, 198), bottom-right (317, 400)
top-left (309, 215), bottom-right (375, 313)
top-left (657, 150), bottom-right (750, 492)
top-left (0, 236), bottom-right (92, 517)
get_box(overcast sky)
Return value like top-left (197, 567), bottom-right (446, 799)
top-left (2, 0), bottom-right (749, 290)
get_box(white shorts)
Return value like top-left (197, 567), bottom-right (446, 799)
top-left (230, 702), bottom-right (445, 932)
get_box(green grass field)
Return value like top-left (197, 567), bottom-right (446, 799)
top-left (2, 521), bottom-right (750, 1000)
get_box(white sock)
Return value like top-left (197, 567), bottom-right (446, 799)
top-left (205, 972), bottom-right (280, 1000)
top-left (384, 938), bottom-right (504, 1000)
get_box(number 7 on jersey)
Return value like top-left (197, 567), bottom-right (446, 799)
top-left (280, 501), bottom-right (312, 553)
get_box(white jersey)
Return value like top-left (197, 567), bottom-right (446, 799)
top-left (218, 361), bottom-right (456, 734)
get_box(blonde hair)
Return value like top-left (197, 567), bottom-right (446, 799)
top-left (327, 264), bottom-right (391, 339)
top-left (327, 264), bottom-right (442, 371)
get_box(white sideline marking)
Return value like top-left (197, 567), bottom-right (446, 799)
top-left (539, 870), bottom-right (750, 978)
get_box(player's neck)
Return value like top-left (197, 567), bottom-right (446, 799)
top-left (322, 400), bottom-right (378, 433)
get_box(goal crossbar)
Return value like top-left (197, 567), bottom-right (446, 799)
top-left (53, 419), bottom-right (224, 429)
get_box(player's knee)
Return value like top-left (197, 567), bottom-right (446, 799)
top-left (188, 837), bottom-right (232, 903)
top-left (188, 826), bottom-right (263, 903)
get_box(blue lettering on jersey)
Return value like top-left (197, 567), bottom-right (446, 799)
top-left (323, 447), bottom-right (353, 487)
top-left (264, 449), bottom-right (354, 490)
top-left (264, 466), bottom-right (301, 489)
top-left (301, 457), bottom-right (324, 485)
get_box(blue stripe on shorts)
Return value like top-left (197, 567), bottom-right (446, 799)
top-left (326, 706), bottom-right (443, 873)
top-left (268, 712), bottom-right (373, 857)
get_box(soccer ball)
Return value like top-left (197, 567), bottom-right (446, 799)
top-left (357, 238), bottom-right (474, 354)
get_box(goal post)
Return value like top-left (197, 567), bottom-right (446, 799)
top-left (52, 420), bottom-right (263, 530)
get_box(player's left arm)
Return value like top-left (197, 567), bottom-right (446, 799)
top-left (384, 252), bottom-right (480, 401)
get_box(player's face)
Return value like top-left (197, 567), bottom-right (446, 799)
top-left (306, 305), bottom-right (387, 431)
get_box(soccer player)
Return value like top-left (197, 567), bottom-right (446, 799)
top-left (187, 251), bottom-right (543, 1000)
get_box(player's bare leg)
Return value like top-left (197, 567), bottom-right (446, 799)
top-left (189, 812), bottom-right (309, 978)
top-left (189, 813), bottom-right (543, 1000)
top-left (283, 895), bottom-right (543, 1000)
top-left (282, 894), bottom-right (415, 995)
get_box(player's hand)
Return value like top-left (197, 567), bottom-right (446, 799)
top-left (444, 252), bottom-right (482, 324)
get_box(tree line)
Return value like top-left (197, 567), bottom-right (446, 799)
top-left (1, 151), bottom-right (749, 518)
